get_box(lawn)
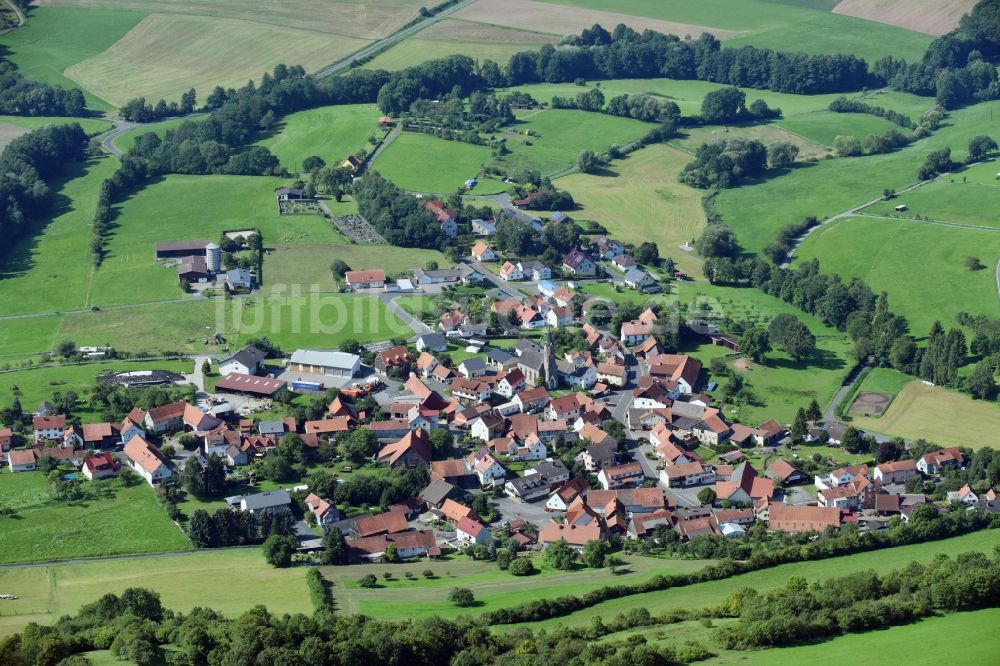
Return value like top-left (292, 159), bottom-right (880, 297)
top-left (496, 109), bottom-right (657, 175)
top-left (265, 244), bottom-right (448, 292)
top-left (254, 104), bottom-right (382, 173)
top-left (794, 216), bottom-right (1000, 338)
top-left (0, 315), bottom-right (66, 361)
top-left (113, 116), bottom-right (189, 154)
top-left (0, 471), bottom-right (192, 566)
top-left (0, 156), bottom-right (119, 317)
top-left (320, 553), bottom-right (713, 619)
top-left (775, 111), bottom-right (903, 149)
top-left (854, 367), bottom-right (913, 398)
top-left (0, 549), bottom-right (308, 639)
top-left (0, 6), bottom-right (145, 110)
top-left (64, 13), bottom-right (370, 106)
top-left (372, 132), bottom-right (493, 194)
top-left (507, 527), bottom-right (1000, 631)
top-left (0, 359), bottom-right (192, 421)
top-left (90, 174), bottom-right (340, 306)
top-left (850, 380), bottom-right (1000, 448)
top-left (557, 144), bottom-right (706, 275)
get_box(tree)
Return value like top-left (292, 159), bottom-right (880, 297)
top-left (302, 155), bottom-right (326, 172)
top-left (965, 256), bottom-right (984, 270)
top-left (968, 135), bottom-right (997, 162)
top-left (187, 509), bottom-right (215, 548)
top-left (330, 259), bottom-right (350, 279)
top-left (358, 574), bottom-right (378, 588)
top-left (695, 225), bottom-right (739, 259)
top-left (507, 557), bottom-right (536, 576)
top-left (767, 141), bottom-right (799, 169)
top-left (581, 539), bottom-right (609, 568)
top-left (701, 86), bottom-right (746, 123)
top-left (262, 534), bottom-right (297, 567)
top-left (633, 241), bottom-right (660, 265)
top-left (969, 361), bottom-right (998, 400)
top-left (767, 313), bottom-right (815, 360)
top-left (806, 398), bottom-right (822, 423)
top-left (203, 453), bottom-right (227, 495)
top-left (56, 340), bottom-right (76, 357)
top-left (842, 426), bottom-right (863, 452)
top-left (181, 456), bottom-right (205, 497)
top-left (577, 149), bottom-right (598, 173)
top-left (429, 428), bottom-right (452, 457)
top-left (342, 428), bottom-right (378, 464)
top-left (833, 135), bottom-right (863, 157)
top-left (543, 538), bottom-right (577, 570)
top-left (382, 543), bottom-right (400, 563)
top-left (740, 326), bottom-right (771, 364)
top-left (791, 407), bottom-right (808, 442)
top-left (448, 587), bottom-right (475, 607)
top-left (697, 488), bottom-right (717, 505)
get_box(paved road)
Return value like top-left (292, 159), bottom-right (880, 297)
top-left (100, 119), bottom-right (138, 158)
top-left (365, 122), bottom-right (402, 168)
top-left (463, 259), bottom-right (524, 300)
top-left (380, 293), bottom-right (432, 337)
top-left (312, 0), bottom-right (478, 78)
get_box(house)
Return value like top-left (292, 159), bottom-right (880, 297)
top-left (219, 345), bottom-right (267, 376)
top-left (416, 333), bottom-right (448, 353)
top-left (647, 354), bottom-right (702, 394)
top-left (224, 267), bottom-right (253, 290)
top-left (874, 459), bottom-right (919, 485)
top-left (471, 414), bottom-right (505, 442)
top-left (304, 493), bottom-right (341, 527)
top-left (123, 435), bottom-right (173, 486)
top-left (514, 386), bottom-right (550, 413)
top-left (495, 369), bottom-right (526, 399)
top-left (597, 462), bottom-right (644, 490)
top-left (416, 352), bottom-right (439, 379)
top-left (546, 306), bottom-right (573, 328)
top-left (451, 377), bottom-right (491, 405)
top-left (81, 422), bottom-right (117, 449)
top-left (505, 459), bottom-right (569, 501)
top-left (33, 415), bottom-right (66, 443)
top-left (276, 187), bottom-right (304, 202)
top-left (288, 349), bottom-right (361, 378)
top-left (557, 360), bottom-right (597, 389)
top-left (423, 199), bottom-right (458, 236)
top-left (620, 319), bottom-right (654, 346)
top-left (419, 480), bottom-right (460, 509)
top-left (203, 426), bottom-right (242, 458)
top-left (469, 449), bottom-right (507, 486)
top-left (458, 264), bottom-right (486, 286)
top-left (437, 497), bottom-right (478, 525)
top-left (471, 241), bottom-right (496, 261)
top-left (818, 475), bottom-right (871, 511)
top-left (595, 362), bottom-right (626, 387)
top-left (155, 240), bottom-right (211, 259)
top-left (375, 346), bottom-right (413, 376)
top-left (119, 409), bottom-right (146, 444)
top-left (472, 219), bottom-right (497, 236)
top-left (456, 516), bottom-right (491, 546)
top-left (917, 447), bottom-right (965, 475)
top-left (624, 268), bottom-right (658, 291)
top-left (518, 260), bottom-right (551, 281)
top-left (413, 268), bottom-right (463, 285)
top-left (8, 449), bottom-right (37, 473)
top-left (458, 357), bottom-right (487, 378)
top-left (948, 484), bottom-right (979, 504)
top-left (340, 155), bottom-right (364, 171)
top-left (499, 261), bottom-right (523, 281)
top-left (815, 464), bottom-right (870, 491)
top-left (552, 287), bottom-right (578, 308)
top-left (503, 432), bottom-right (547, 461)
top-left (611, 254), bottom-right (636, 271)
top-left (550, 211), bottom-right (572, 224)
top-left (215, 373), bottom-right (288, 399)
top-left (0, 427), bottom-right (12, 456)
top-left (660, 462), bottom-right (714, 488)
top-left (715, 462), bottom-right (773, 504)
top-left (515, 305), bottom-right (545, 329)
top-left (377, 428), bottom-right (432, 468)
top-left (539, 498), bottom-right (603, 547)
top-left (562, 250), bottom-right (597, 277)
top-left (576, 437), bottom-right (617, 472)
top-left (589, 237), bottom-right (625, 259)
top-left (765, 459), bottom-right (808, 485)
top-left (227, 490), bottom-right (292, 517)
top-left (347, 530), bottom-right (438, 561)
top-left (438, 310), bottom-right (467, 332)
top-left (345, 269), bottom-right (386, 289)
top-left (303, 417), bottom-right (353, 440)
top-left (178, 256), bottom-right (211, 282)
top-left (546, 393), bottom-right (589, 423)
top-left (768, 503), bottom-right (841, 533)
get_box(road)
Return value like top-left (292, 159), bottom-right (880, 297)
top-left (379, 293), bottom-right (432, 337)
top-left (0, 0), bottom-right (25, 33)
top-left (462, 259), bottom-right (524, 300)
top-left (312, 0), bottom-right (478, 78)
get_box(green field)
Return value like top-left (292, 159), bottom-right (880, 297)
top-left (867, 170), bottom-right (1000, 229)
top-left (64, 13), bottom-right (370, 106)
top-left (0, 157), bottom-right (119, 317)
top-left (0, 471), bottom-right (192, 566)
top-left (0, 359), bottom-right (192, 420)
top-left (558, 144), bottom-right (706, 275)
top-left (0, 316), bottom-right (66, 361)
top-left (373, 132), bottom-right (493, 193)
top-left (670, 122), bottom-right (829, 160)
top-left (0, 115), bottom-right (113, 136)
top-left (497, 109), bottom-right (651, 175)
top-left (775, 111), bottom-right (903, 148)
top-left (113, 116), bottom-right (189, 154)
top-left (265, 243), bottom-right (448, 291)
top-left (795, 216), bottom-right (1000, 337)
top-left (90, 174), bottom-right (340, 306)
top-left (850, 379), bottom-right (1000, 448)
top-left (853, 367), bottom-right (913, 399)
top-left (508, 527), bottom-right (1000, 631)
top-left (254, 104), bottom-right (381, 173)
top-left (366, 39), bottom-right (543, 72)
top-left (0, 6), bottom-right (146, 110)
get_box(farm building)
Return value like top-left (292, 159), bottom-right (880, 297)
top-left (155, 240), bottom-right (211, 259)
top-left (288, 349), bottom-right (361, 378)
top-left (275, 187), bottom-right (304, 201)
top-left (214, 373), bottom-right (288, 398)
top-left (219, 345), bottom-right (267, 376)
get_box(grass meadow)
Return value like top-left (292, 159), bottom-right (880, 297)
top-left (113, 116), bottom-right (189, 154)
top-left (670, 122), bottom-right (830, 159)
top-left (867, 171), bottom-right (1000, 229)
top-left (0, 6), bottom-right (145, 109)
top-left (775, 111), bottom-right (903, 148)
top-left (794, 216), bottom-right (1000, 338)
top-left (0, 471), bottom-right (192, 566)
top-left (65, 13), bottom-right (369, 105)
top-left (557, 144), bottom-right (706, 275)
top-left (265, 243), bottom-right (448, 291)
top-left (254, 104), bottom-right (381, 173)
top-left (373, 132), bottom-right (493, 193)
top-left (0, 115), bottom-right (113, 136)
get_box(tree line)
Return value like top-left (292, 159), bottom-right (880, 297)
top-left (0, 59), bottom-right (85, 116)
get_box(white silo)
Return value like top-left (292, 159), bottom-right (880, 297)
top-left (205, 242), bottom-right (221, 272)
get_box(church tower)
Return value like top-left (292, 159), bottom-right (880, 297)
top-left (543, 326), bottom-right (558, 390)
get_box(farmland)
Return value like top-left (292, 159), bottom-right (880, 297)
top-left (670, 122), bottom-right (830, 160)
top-left (265, 243), bottom-right (448, 291)
top-left (867, 165), bottom-right (1000, 229)
top-left (254, 104), bottom-right (382, 173)
top-left (0, 115), bottom-right (113, 136)
top-left (794, 216), bottom-right (1000, 337)
top-left (64, 13), bottom-right (369, 106)
top-left (774, 111), bottom-right (903, 149)
top-left (372, 132), bottom-right (493, 193)
top-left (0, 471), bottom-right (192, 566)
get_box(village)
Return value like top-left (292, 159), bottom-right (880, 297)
top-left (2, 221), bottom-right (995, 567)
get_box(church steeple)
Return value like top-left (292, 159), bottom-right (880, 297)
top-left (543, 326), bottom-right (558, 390)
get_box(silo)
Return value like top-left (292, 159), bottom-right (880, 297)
top-left (205, 242), bottom-right (221, 272)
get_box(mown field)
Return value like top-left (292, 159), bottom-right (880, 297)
top-left (0, 471), bottom-right (192, 566)
top-left (775, 110), bottom-right (903, 149)
top-left (557, 144), bottom-right (706, 275)
top-left (0, 115), bottom-right (113, 136)
top-left (794, 216), bottom-right (1000, 338)
top-left (850, 379), bottom-right (1000, 448)
top-left (0, 6), bottom-right (145, 109)
top-left (670, 122), bottom-right (829, 160)
top-left (867, 164), bottom-right (1000, 229)
top-left (254, 104), bottom-right (381, 173)
top-left (506, 527), bottom-right (1000, 631)
top-left (0, 359), bottom-right (192, 421)
top-left (265, 243), bottom-right (448, 291)
top-left (64, 13), bottom-right (369, 106)
top-left (373, 132), bottom-right (493, 193)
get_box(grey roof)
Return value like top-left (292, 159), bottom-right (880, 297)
top-left (460, 357), bottom-right (487, 372)
top-left (519, 260), bottom-right (548, 272)
top-left (671, 402), bottom-right (706, 420)
top-left (414, 268), bottom-right (462, 280)
top-left (417, 333), bottom-right (448, 348)
top-left (517, 350), bottom-right (544, 372)
top-left (624, 268), bottom-right (652, 283)
top-left (258, 420), bottom-right (285, 435)
top-left (225, 345), bottom-right (266, 369)
top-left (532, 459), bottom-right (568, 481)
top-left (227, 268), bottom-right (252, 282)
top-left (420, 480), bottom-right (457, 505)
top-left (487, 348), bottom-right (514, 364)
top-left (507, 474), bottom-right (550, 495)
top-left (515, 339), bottom-right (542, 356)
top-left (289, 349), bottom-right (360, 369)
top-left (236, 490), bottom-right (291, 511)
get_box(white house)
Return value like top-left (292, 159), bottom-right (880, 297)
top-left (416, 333), bottom-right (449, 353)
top-left (499, 261), bottom-right (523, 281)
top-left (456, 516), bottom-right (491, 546)
top-left (33, 415), bottom-right (66, 443)
top-left (219, 345), bottom-right (267, 376)
top-left (471, 241), bottom-right (496, 261)
top-left (546, 306), bottom-right (573, 328)
top-left (123, 435), bottom-right (173, 486)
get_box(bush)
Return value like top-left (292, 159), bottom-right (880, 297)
top-left (448, 587), bottom-right (476, 607)
top-left (508, 557), bottom-right (537, 576)
top-left (358, 574), bottom-right (378, 588)
top-left (305, 568), bottom-right (333, 610)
